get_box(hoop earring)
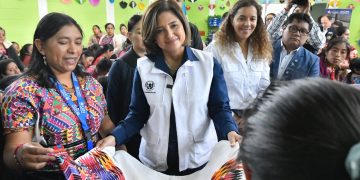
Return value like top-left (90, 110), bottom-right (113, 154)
top-left (43, 56), bottom-right (47, 66)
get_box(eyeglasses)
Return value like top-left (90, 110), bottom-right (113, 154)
top-left (287, 25), bottom-right (309, 36)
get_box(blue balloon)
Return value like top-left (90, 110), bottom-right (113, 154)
top-left (109, 0), bottom-right (115, 3)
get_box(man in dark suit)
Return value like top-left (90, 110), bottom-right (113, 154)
top-left (270, 13), bottom-right (320, 81)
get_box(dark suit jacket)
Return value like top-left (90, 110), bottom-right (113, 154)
top-left (270, 39), bottom-right (320, 81)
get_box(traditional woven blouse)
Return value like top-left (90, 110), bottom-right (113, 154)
top-left (1, 74), bottom-right (107, 170)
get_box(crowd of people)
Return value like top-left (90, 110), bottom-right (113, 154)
top-left (1, 0), bottom-right (360, 179)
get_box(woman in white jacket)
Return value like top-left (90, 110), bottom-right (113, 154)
top-left (97, 0), bottom-right (240, 176)
top-left (205, 0), bottom-right (272, 131)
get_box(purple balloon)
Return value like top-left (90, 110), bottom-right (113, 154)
top-left (89, 0), bottom-right (99, 6)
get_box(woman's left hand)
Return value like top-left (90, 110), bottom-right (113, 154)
top-left (227, 131), bottom-right (241, 147)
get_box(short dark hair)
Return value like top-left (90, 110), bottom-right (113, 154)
top-left (96, 58), bottom-right (112, 76)
top-left (240, 78), bottom-right (360, 179)
top-left (335, 25), bottom-right (348, 37)
top-left (142, 0), bottom-right (191, 55)
top-left (105, 23), bottom-right (114, 30)
top-left (27, 12), bottom-right (87, 88)
top-left (318, 14), bottom-right (332, 24)
top-left (128, 15), bottom-right (142, 32)
top-left (283, 13), bottom-right (313, 31)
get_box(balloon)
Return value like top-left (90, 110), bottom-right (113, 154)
top-left (109, 0), bottom-right (115, 3)
top-left (89, 0), bottom-right (100, 6)
top-left (61, 0), bottom-right (71, 4)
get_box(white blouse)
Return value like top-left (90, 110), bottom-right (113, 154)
top-left (205, 41), bottom-right (270, 110)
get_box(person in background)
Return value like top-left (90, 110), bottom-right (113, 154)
top-left (332, 20), bottom-right (343, 29)
top-left (345, 58), bottom-right (360, 85)
top-left (11, 41), bottom-right (20, 56)
top-left (1, 12), bottom-right (112, 179)
top-left (264, 12), bottom-right (276, 28)
top-left (107, 14), bottom-right (145, 159)
top-left (87, 43), bottom-right (101, 59)
top-left (0, 59), bottom-right (21, 80)
top-left (205, 0), bottom-right (272, 132)
top-left (119, 23), bottom-right (128, 36)
top-left (318, 37), bottom-right (350, 80)
top-left (336, 26), bottom-right (357, 60)
top-left (97, 0), bottom-right (240, 176)
top-left (0, 27), bottom-right (24, 71)
top-left (267, 0), bottom-right (325, 52)
top-left (19, 43), bottom-right (33, 68)
top-left (78, 48), bottom-right (95, 72)
top-left (99, 23), bottom-right (127, 57)
top-left (240, 78), bottom-right (360, 180)
top-left (318, 14), bottom-right (336, 42)
top-left (269, 13), bottom-right (320, 81)
top-left (93, 58), bottom-right (112, 79)
top-left (87, 25), bottom-right (104, 47)
top-left (93, 44), bottom-right (114, 66)
top-left (336, 25), bottom-right (350, 41)
top-left (335, 26), bottom-right (357, 80)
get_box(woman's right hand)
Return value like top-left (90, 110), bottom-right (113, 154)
top-left (96, 135), bottom-right (116, 150)
top-left (17, 142), bottom-right (56, 170)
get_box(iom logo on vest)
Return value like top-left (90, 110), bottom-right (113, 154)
top-left (145, 81), bottom-right (155, 93)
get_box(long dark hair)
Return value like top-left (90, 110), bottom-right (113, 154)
top-left (26, 12), bottom-right (87, 88)
top-left (319, 37), bottom-right (351, 64)
top-left (240, 78), bottom-right (360, 179)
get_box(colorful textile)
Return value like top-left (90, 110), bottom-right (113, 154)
top-left (211, 159), bottom-right (244, 180)
top-left (1, 75), bottom-right (107, 170)
top-left (106, 140), bottom-right (245, 179)
top-left (53, 146), bottom-right (125, 180)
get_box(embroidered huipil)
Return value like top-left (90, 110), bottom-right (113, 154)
top-left (1, 75), bottom-right (107, 171)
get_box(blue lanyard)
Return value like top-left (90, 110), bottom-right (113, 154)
top-left (51, 73), bottom-right (93, 151)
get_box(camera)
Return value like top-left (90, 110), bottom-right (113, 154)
top-left (292, 0), bottom-right (308, 6)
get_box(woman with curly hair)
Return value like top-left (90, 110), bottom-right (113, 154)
top-left (205, 0), bottom-right (272, 131)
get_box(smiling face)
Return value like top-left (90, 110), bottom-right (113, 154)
top-left (154, 11), bottom-right (186, 55)
top-left (35, 25), bottom-right (83, 76)
top-left (231, 6), bottom-right (257, 43)
top-left (325, 42), bottom-right (348, 66)
top-left (282, 19), bottom-right (310, 51)
top-left (6, 62), bottom-right (21, 76)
